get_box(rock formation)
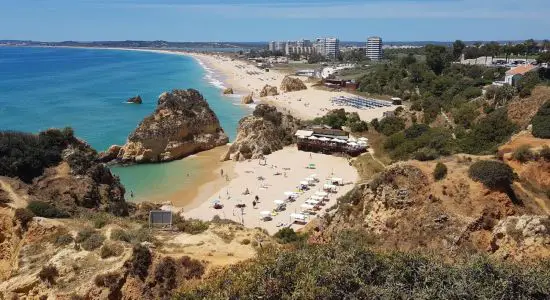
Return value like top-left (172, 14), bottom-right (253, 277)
top-left (223, 87), bottom-right (234, 95)
top-left (103, 89), bottom-right (229, 164)
top-left (127, 96), bottom-right (142, 104)
top-left (280, 76), bottom-right (307, 93)
top-left (241, 93), bottom-right (254, 104)
top-left (223, 104), bottom-right (301, 161)
top-left (260, 85), bottom-right (279, 97)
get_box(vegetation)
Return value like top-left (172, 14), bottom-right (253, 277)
top-left (27, 201), bottom-right (70, 218)
top-left (129, 244), bottom-right (152, 280)
top-left (312, 109), bottom-right (368, 132)
top-left (110, 228), bottom-right (155, 244)
top-left (512, 145), bottom-right (536, 163)
top-left (469, 160), bottom-right (515, 189)
top-left (175, 231), bottom-right (550, 299)
top-left (173, 214), bottom-right (210, 234)
top-left (14, 208), bottom-right (34, 229)
top-left (54, 233), bottom-right (74, 246)
top-left (459, 109), bottom-right (517, 154)
top-left (433, 162), bottom-right (448, 181)
top-left (273, 227), bottom-right (306, 245)
top-left (81, 233), bottom-right (105, 251)
top-left (384, 126), bottom-right (454, 161)
top-left (76, 227), bottom-right (96, 243)
top-left (377, 116), bottom-right (405, 136)
top-left (100, 242), bottom-right (124, 259)
top-left (541, 145), bottom-right (550, 161)
top-left (532, 101), bottom-right (550, 138)
top-left (38, 265), bottom-right (59, 285)
top-left (0, 128), bottom-right (77, 183)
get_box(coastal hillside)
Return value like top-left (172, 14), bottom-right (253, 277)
top-left (101, 89), bottom-right (229, 164)
top-left (223, 104), bottom-right (301, 161)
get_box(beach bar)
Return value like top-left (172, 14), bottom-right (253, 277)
top-left (295, 128), bottom-right (367, 157)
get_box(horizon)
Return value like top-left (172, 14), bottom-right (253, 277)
top-left (2, 0), bottom-right (549, 42)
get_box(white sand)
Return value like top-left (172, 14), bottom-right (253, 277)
top-left (189, 52), bottom-right (398, 122)
top-left (183, 147), bottom-right (358, 234)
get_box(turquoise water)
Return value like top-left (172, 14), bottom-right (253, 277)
top-left (0, 47), bottom-right (248, 201)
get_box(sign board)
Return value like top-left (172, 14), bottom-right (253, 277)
top-left (148, 210), bottom-right (173, 229)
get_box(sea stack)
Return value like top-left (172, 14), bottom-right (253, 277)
top-left (223, 87), bottom-right (234, 95)
top-left (105, 89), bottom-right (229, 163)
top-left (127, 95), bottom-right (143, 104)
top-left (280, 76), bottom-right (307, 93)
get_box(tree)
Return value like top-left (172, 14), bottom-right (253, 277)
top-left (468, 160), bottom-right (514, 189)
top-left (433, 162), bottom-right (448, 181)
top-left (307, 52), bottom-right (325, 64)
top-left (452, 40), bottom-right (466, 60)
top-left (379, 117), bottom-right (406, 136)
top-left (425, 44), bottom-right (450, 75)
top-left (537, 52), bottom-right (550, 64)
top-left (532, 101), bottom-right (550, 138)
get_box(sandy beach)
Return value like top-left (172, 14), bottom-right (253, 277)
top-left (183, 147), bottom-right (358, 234)
top-left (189, 52), bottom-right (398, 121)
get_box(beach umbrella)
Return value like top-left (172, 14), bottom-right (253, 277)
top-left (308, 163), bottom-right (316, 168)
top-left (315, 191), bottom-right (328, 197)
top-left (310, 174), bottom-right (318, 178)
top-left (311, 195), bottom-right (323, 200)
top-left (305, 177), bottom-right (314, 182)
top-left (260, 211), bottom-right (271, 216)
top-left (300, 181), bottom-right (309, 186)
top-left (274, 200), bottom-right (285, 205)
top-left (319, 137), bottom-right (331, 142)
top-left (308, 136), bottom-right (319, 140)
top-left (305, 199), bottom-right (320, 205)
top-left (211, 199), bottom-right (221, 204)
top-left (301, 204), bottom-right (315, 210)
top-left (284, 191), bottom-right (295, 196)
top-left (348, 142), bottom-right (358, 146)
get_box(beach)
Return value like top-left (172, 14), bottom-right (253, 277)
top-left (183, 147), bottom-right (358, 234)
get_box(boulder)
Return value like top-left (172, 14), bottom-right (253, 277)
top-left (259, 85), bottom-right (279, 97)
top-left (280, 76), bottom-right (307, 93)
top-left (223, 88), bottom-right (234, 95)
top-left (108, 89), bottom-right (229, 164)
top-left (98, 145), bottom-right (122, 163)
top-left (127, 96), bottom-right (142, 104)
top-left (222, 104), bottom-right (301, 161)
top-left (241, 93), bottom-right (254, 104)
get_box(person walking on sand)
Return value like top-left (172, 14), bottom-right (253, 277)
top-left (252, 200), bottom-right (257, 209)
top-left (255, 195), bottom-right (259, 203)
top-left (220, 169), bottom-right (224, 177)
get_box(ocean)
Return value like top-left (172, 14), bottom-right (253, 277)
top-left (0, 46), bottom-right (248, 202)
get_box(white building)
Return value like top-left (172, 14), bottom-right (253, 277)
top-left (366, 36), bottom-right (383, 61)
top-left (314, 37), bottom-right (340, 59)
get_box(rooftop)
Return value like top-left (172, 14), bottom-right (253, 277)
top-left (506, 64), bottom-right (538, 76)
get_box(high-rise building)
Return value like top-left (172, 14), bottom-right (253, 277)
top-left (366, 36), bottom-right (383, 61)
top-left (314, 37), bottom-right (339, 59)
top-left (268, 41), bottom-right (276, 52)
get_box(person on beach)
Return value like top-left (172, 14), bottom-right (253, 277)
top-left (252, 200), bottom-right (257, 209)
top-left (220, 169), bottom-right (224, 177)
top-left (255, 195), bottom-right (259, 203)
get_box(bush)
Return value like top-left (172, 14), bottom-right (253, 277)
top-left (100, 242), bottom-right (124, 259)
top-left (274, 227), bottom-right (305, 244)
top-left (129, 244), bottom-right (152, 280)
top-left (532, 101), bottom-right (550, 138)
top-left (38, 265), bottom-right (59, 284)
top-left (414, 148), bottom-right (440, 161)
top-left (81, 233), bottom-right (105, 251)
top-left (55, 233), bottom-right (74, 246)
top-left (92, 213), bottom-right (110, 229)
top-left (27, 201), bottom-right (70, 218)
top-left (469, 160), bottom-right (515, 189)
top-left (14, 208), bottom-right (34, 229)
top-left (459, 109), bottom-right (517, 154)
top-left (433, 162), bottom-right (448, 181)
top-left (379, 117), bottom-right (406, 136)
top-left (540, 145), bottom-right (550, 161)
top-left (94, 271), bottom-right (121, 289)
top-left (110, 228), bottom-right (132, 243)
top-left (76, 227), bottom-right (96, 243)
top-left (404, 124), bottom-right (430, 139)
top-left (110, 228), bottom-right (155, 244)
top-left (240, 239), bottom-right (251, 245)
top-left (512, 145), bottom-right (535, 163)
top-left (175, 218), bottom-right (210, 234)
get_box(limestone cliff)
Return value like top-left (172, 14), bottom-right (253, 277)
top-left (223, 104), bottom-right (301, 161)
top-left (106, 89), bottom-right (229, 163)
top-left (259, 85), bottom-right (279, 97)
top-left (280, 76), bottom-right (307, 93)
top-left (241, 93), bottom-right (254, 104)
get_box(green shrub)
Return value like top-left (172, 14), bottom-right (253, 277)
top-left (532, 101), bottom-right (550, 138)
top-left (459, 109), bottom-right (517, 154)
top-left (469, 160), bottom-right (515, 189)
top-left (274, 228), bottom-right (305, 244)
top-left (433, 162), bottom-right (448, 181)
top-left (175, 218), bottom-right (209, 235)
top-left (27, 201), bottom-right (69, 218)
top-left (129, 244), bottom-right (152, 280)
top-left (81, 233), bottom-right (105, 251)
top-left (512, 145), bottom-right (535, 163)
top-left (540, 145), bottom-right (550, 161)
top-left (414, 147), bottom-right (440, 161)
top-left (55, 233), bottom-right (74, 246)
top-left (100, 242), bottom-right (124, 259)
top-left (14, 208), bottom-right (34, 229)
top-left (404, 124), bottom-right (430, 139)
top-left (38, 265), bottom-right (59, 284)
top-left (76, 227), bottom-right (96, 243)
top-left (111, 228), bottom-right (132, 243)
top-left (240, 239), bottom-right (251, 245)
top-left (379, 117), bottom-right (406, 136)
top-left (92, 213), bottom-right (110, 229)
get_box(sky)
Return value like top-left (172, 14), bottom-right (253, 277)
top-left (1, 0), bottom-right (549, 42)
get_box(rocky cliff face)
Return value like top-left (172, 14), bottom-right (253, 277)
top-left (241, 93), bottom-right (254, 104)
top-left (127, 96), bottom-right (142, 104)
top-left (260, 85), bottom-right (279, 97)
top-left (280, 76), bottom-right (307, 93)
top-left (105, 89), bottom-right (229, 164)
top-left (223, 104), bottom-right (301, 161)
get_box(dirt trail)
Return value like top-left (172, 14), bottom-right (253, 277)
top-left (368, 148), bottom-right (387, 169)
top-left (0, 178), bottom-right (27, 208)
